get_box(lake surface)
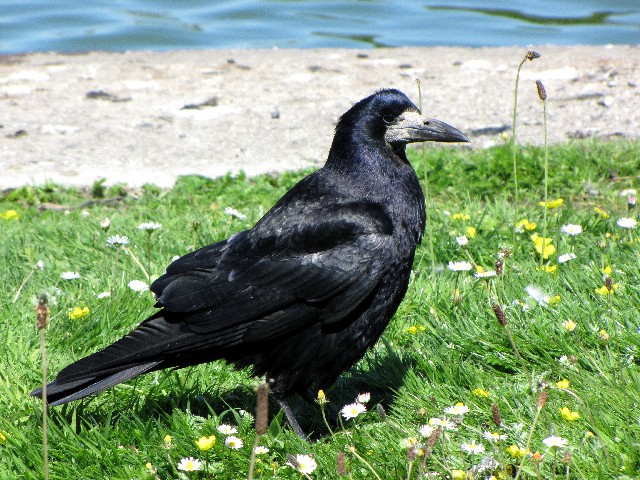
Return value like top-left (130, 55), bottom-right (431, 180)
top-left (1, 0), bottom-right (638, 54)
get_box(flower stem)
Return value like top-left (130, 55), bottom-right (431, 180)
top-left (39, 328), bottom-right (49, 480)
top-left (511, 56), bottom-right (527, 248)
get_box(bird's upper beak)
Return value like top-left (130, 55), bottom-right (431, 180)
top-left (385, 110), bottom-right (470, 145)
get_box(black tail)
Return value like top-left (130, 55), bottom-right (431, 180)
top-left (30, 313), bottom-right (199, 406)
top-left (31, 362), bottom-right (160, 406)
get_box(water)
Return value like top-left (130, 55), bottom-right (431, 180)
top-left (1, 0), bottom-right (638, 54)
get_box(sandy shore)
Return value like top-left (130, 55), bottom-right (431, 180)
top-left (1, 45), bottom-right (638, 189)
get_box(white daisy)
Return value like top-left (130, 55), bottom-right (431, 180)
top-left (561, 224), bottom-right (583, 236)
top-left (97, 291), bottom-right (111, 299)
top-left (254, 446), bottom-right (270, 454)
top-left (36, 260), bottom-right (45, 270)
top-left (217, 424), bottom-right (238, 435)
top-left (461, 440), bottom-right (485, 454)
top-left (138, 222), bottom-right (162, 231)
top-left (356, 392), bottom-right (371, 404)
top-left (289, 454), bottom-right (317, 474)
top-left (60, 271), bottom-right (80, 280)
top-left (444, 403), bottom-right (469, 416)
top-left (616, 217), bottom-right (637, 229)
top-left (419, 424), bottom-right (434, 438)
top-left (177, 457), bottom-right (202, 472)
top-left (100, 218), bottom-right (111, 230)
top-left (447, 261), bottom-right (472, 272)
top-left (428, 417), bottom-right (457, 430)
top-left (224, 206), bottom-right (247, 220)
top-left (106, 235), bottom-right (129, 247)
top-left (482, 431), bottom-right (506, 442)
top-left (128, 280), bottom-right (149, 293)
top-left (558, 253), bottom-right (576, 263)
top-left (224, 435), bottom-right (243, 449)
top-left (474, 270), bottom-right (497, 278)
top-left (456, 235), bottom-right (468, 246)
top-left (543, 435), bottom-right (568, 448)
top-left (340, 402), bottom-right (366, 420)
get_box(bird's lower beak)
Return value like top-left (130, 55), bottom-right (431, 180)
top-left (417, 117), bottom-right (470, 143)
top-left (386, 111), bottom-right (470, 144)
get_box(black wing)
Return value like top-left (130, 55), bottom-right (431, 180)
top-left (151, 198), bottom-right (395, 341)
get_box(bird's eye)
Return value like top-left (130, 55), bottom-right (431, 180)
top-left (382, 115), bottom-right (395, 124)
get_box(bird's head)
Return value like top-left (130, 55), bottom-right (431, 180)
top-left (329, 89), bottom-right (469, 164)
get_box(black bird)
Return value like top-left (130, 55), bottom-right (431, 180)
top-left (32, 89), bottom-right (468, 437)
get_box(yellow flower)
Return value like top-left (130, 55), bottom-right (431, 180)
top-left (562, 320), bottom-right (576, 332)
top-left (559, 407), bottom-right (580, 421)
top-left (465, 226), bottom-right (477, 238)
top-left (549, 295), bottom-right (561, 305)
top-left (531, 233), bottom-right (552, 246)
top-left (506, 444), bottom-right (527, 458)
top-left (556, 379), bottom-right (570, 389)
top-left (67, 306), bottom-right (90, 320)
top-left (599, 329), bottom-right (610, 342)
top-left (516, 219), bottom-right (537, 231)
top-left (145, 462), bottom-right (157, 474)
top-left (594, 206), bottom-right (610, 218)
top-left (602, 266), bottom-right (612, 275)
top-left (163, 434), bottom-right (173, 448)
top-left (195, 435), bottom-right (216, 451)
top-left (472, 388), bottom-right (489, 398)
top-left (451, 469), bottom-right (468, 480)
top-left (405, 325), bottom-right (425, 335)
top-left (595, 284), bottom-right (618, 296)
top-left (540, 199), bottom-right (563, 209)
top-left (0, 209), bottom-right (19, 220)
top-left (535, 243), bottom-right (556, 259)
top-left (536, 264), bottom-right (557, 273)
top-left (452, 213), bottom-right (470, 221)
top-left (317, 389), bottom-right (327, 405)
top-left (0, 431), bottom-right (6, 444)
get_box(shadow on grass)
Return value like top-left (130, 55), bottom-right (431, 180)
top-left (47, 345), bottom-right (412, 440)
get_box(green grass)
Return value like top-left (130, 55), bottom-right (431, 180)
top-left (1, 140), bottom-right (639, 479)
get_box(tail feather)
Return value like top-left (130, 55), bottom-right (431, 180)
top-left (31, 362), bottom-right (160, 406)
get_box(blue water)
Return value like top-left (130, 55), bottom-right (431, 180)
top-left (1, 0), bottom-right (638, 54)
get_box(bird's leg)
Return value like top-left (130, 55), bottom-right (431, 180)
top-left (277, 399), bottom-right (308, 441)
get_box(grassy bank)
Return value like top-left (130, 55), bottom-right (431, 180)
top-left (1, 139), bottom-right (639, 479)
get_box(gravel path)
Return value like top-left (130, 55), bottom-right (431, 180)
top-left (1, 45), bottom-right (638, 189)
